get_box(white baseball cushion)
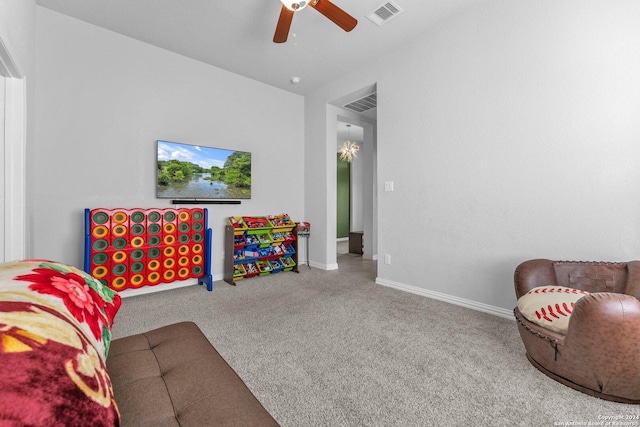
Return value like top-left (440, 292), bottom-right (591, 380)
top-left (517, 286), bottom-right (590, 335)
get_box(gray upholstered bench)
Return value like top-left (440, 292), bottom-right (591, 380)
top-left (107, 321), bottom-right (279, 426)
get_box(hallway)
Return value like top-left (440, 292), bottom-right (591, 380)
top-left (336, 239), bottom-right (376, 280)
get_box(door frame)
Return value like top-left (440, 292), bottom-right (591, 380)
top-left (0, 36), bottom-right (26, 261)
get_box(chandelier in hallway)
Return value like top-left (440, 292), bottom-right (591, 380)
top-left (338, 124), bottom-right (359, 162)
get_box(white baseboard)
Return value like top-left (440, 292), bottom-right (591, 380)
top-left (375, 277), bottom-right (514, 320)
top-left (306, 260), bottom-right (339, 270)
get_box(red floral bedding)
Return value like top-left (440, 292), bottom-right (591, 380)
top-left (0, 260), bottom-right (122, 426)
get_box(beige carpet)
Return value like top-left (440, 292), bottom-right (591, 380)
top-left (111, 257), bottom-right (640, 426)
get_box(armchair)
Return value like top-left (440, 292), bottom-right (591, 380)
top-left (513, 259), bottom-right (640, 403)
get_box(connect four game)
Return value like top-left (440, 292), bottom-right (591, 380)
top-left (84, 207), bottom-right (213, 292)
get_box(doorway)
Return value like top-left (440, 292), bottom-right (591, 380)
top-left (0, 75), bottom-right (5, 261)
top-left (336, 152), bottom-right (350, 239)
top-left (336, 151), bottom-right (350, 255)
top-left (336, 121), bottom-right (365, 257)
top-left (335, 119), bottom-right (375, 277)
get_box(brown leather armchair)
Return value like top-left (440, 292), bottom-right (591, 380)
top-left (513, 259), bottom-right (640, 403)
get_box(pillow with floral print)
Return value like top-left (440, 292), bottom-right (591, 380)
top-left (7, 259), bottom-right (121, 358)
top-left (0, 260), bottom-right (121, 426)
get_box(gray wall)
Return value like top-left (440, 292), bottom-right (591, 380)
top-left (305, 0), bottom-right (640, 313)
top-left (16, 0), bottom-right (640, 313)
top-left (32, 7), bottom-right (305, 284)
top-left (0, 0), bottom-right (35, 71)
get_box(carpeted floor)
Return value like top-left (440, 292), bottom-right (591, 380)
top-left (111, 255), bottom-right (640, 426)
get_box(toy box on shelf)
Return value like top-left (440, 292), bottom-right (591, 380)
top-left (281, 257), bottom-right (296, 271)
top-left (269, 259), bottom-right (284, 274)
top-left (233, 264), bottom-right (247, 281)
top-left (224, 213), bottom-right (299, 285)
top-left (227, 216), bottom-right (248, 235)
top-left (243, 216), bottom-right (272, 229)
top-left (268, 214), bottom-right (296, 232)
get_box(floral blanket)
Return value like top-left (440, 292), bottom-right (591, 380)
top-left (0, 260), bottom-right (122, 426)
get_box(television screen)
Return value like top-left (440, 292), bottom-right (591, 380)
top-left (156, 140), bottom-right (251, 200)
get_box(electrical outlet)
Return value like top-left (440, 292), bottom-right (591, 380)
top-left (384, 254), bottom-right (391, 265)
top-left (384, 181), bottom-right (394, 191)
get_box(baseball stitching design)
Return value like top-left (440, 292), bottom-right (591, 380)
top-left (535, 302), bottom-right (574, 322)
top-left (526, 287), bottom-right (590, 323)
top-left (527, 287), bottom-right (589, 295)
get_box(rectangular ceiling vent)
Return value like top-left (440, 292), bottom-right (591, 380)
top-left (344, 93), bottom-right (377, 113)
top-left (366, 2), bottom-right (403, 26)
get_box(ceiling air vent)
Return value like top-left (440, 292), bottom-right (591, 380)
top-left (366, 1), bottom-right (403, 26)
top-left (344, 93), bottom-right (377, 113)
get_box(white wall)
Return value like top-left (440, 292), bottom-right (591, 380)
top-left (0, 0), bottom-right (35, 262)
top-left (307, 0), bottom-right (640, 312)
top-left (33, 7), bottom-right (305, 283)
top-left (0, 0), bottom-right (35, 72)
top-left (303, 97), bottom-right (334, 268)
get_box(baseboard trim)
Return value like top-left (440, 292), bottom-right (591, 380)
top-left (375, 277), bottom-right (514, 320)
top-left (307, 260), bottom-right (339, 270)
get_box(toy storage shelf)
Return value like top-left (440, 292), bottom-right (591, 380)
top-left (224, 215), bottom-right (299, 285)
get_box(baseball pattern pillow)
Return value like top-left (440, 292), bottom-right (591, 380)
top-left (517, 286), bottom-right (590, 335)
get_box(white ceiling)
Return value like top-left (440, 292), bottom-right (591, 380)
top-left (36, 0), bottom-right (486, 97)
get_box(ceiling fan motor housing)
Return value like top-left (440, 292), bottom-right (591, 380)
top-left (282, 1), bottom-right (307, 11)
top-left (274, 0), bottom-right (357, 43)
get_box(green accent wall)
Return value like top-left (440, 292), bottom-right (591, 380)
top-left (337, 154), bottom-right (350, 238)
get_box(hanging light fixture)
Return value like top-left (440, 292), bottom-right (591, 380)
top-left (338, 124), bottom-right (360, 162)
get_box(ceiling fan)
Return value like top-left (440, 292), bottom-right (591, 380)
top-left (274, 0), bottom-right (358, 43)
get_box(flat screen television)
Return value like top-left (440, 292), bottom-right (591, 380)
top-left (156, 140), bottom-right (251, 200)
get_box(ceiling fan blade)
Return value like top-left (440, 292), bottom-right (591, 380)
top-left (274, 6), bottom-right (295, 43)
top-left (309, 0), bottom-right (357, 32)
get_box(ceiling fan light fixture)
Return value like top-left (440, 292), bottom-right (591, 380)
top-left (274, 0), bottom-right (357, 43)
top-left (280, 0), bottom-right (308, 11)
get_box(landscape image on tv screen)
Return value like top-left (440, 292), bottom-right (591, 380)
top-left (157, 140), bottom-right (251, 199)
